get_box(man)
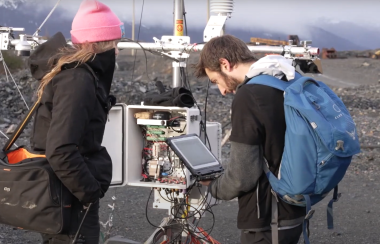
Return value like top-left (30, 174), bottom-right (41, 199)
top-left (195, 35), bottom-right (305, 244)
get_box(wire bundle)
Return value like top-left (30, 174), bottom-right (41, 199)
top-left (146, 180), bottom-right (220, 244)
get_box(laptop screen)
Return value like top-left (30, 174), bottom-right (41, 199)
top-left (169, 136), bottom-right (220, 169)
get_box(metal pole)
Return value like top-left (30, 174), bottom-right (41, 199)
top-left (131, 0), bottom-right (135, 56)
top-left (11, 39), bottom-right (319, 57)
top-left (207, 0), bottom-right (210, 23)
top-left (172, 0), bottom-right (184, 88)
top-left (117, 42), bottom-right (320, 56)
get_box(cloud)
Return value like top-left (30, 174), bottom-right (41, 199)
top-left (10, 0), bottom-right (380, 38)
top-left (0, 0), bottom-right (26, 9)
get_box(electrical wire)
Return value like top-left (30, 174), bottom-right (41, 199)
top-left (183, 0), bottom-right (188, 36)
top-left (180, 66), bottom-right (190, 90)
top-left (203, 79), bottom-right (212, 149)
top-left (178, 41), bottom-right (210, 150)
top-left (123, 37), bottom-right (152, 82)
top-left (0, 51), bottom-right (29, 109)
top-left (153, 170), bottom-right (216, 243)
top-left (195, 187), bottom-right (216, 234)
top-left (0, 51), bottom-right (26, 144)
top-left (131, 0), bottom-right (145, 83)
top-left (0, 130), bottom-right (18, 148)
top-left (132, 2), bottom-right (217, 238)
top-left (145, 188), bottom-right (162, 229)
top-left (147, 177), bottom-right (217, 243)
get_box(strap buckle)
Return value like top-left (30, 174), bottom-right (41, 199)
top-left (305, 209), bottom-right (315, 220)
top-left (271, 189), bottom-right (279, 202)
top-left (333, 193), bottom-right (342, 203)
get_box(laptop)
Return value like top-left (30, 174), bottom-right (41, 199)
top-left (166, 134), bottom-right (224, 181)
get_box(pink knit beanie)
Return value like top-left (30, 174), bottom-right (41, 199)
top-left (70, 0), bottom-right (125, 44)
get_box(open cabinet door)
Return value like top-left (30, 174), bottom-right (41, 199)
top-left (102, 103), bottom-right (127, 187)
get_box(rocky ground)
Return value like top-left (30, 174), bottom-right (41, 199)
top-left (0, 51), bottom-right (379, 243)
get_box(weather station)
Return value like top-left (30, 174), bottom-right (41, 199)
top-left (0, 0), bottom-right (322, 243)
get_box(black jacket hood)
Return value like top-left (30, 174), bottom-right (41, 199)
top-left (28, 32), bottom-right (67, 80)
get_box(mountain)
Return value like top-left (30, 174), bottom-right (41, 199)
top-left (305, 26), bottom-right (368, 51)
top-left (0, 7), bottom-right (377, 51)
top-left (315, 20), bottom-right (380, 50)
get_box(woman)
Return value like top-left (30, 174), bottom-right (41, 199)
top-left (28, 0), bottom-right (124, 243)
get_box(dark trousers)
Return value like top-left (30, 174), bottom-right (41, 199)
top-left (241, 224), bottom-right (303, 244)
top-left (41, 200), bottom-right (100, 244)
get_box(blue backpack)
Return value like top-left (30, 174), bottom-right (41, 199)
top-left (248, 73), bottom-right (361, 244)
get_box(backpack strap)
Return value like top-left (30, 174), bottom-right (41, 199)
top-left (247, 72), bottom-right (303, 90)
top-left (302, 195), bottom-right (314, 244)
top-left (327, 186), bottom-right (341, 229)
top-left (271, 190), bottom-right (280, 244)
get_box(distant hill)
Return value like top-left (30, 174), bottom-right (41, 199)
top-left (306, 26), bottom-right (368, 51)
top-left (316, 20), bottom-right (380, 50)
top-left (1, 6), bottom-right (379, 51)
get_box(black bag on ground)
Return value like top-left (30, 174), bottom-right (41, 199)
top-left (0, 99), bottom-right (73, 235)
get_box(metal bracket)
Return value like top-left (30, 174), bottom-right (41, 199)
top-left (172, 61), bottom-right (186, 68)
top-left (154, 36), bottom-right (191, 59)
top-left (283, 45), bottom-right (292, 59)
top-left (0, 33), bottom-right (10, 50)
top-left (0, 27), bottom-right (26, 51)
top-left (161, 35), bottom-right (190, 46)
top-left (203, 15), bottom-right (228, 42)
top-left (301, 40), bottom-right (313, 48)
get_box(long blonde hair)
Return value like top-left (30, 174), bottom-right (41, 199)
top-left (37, 40), bottom-right (116, 99)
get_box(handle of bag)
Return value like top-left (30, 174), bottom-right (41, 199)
top-left (298, 77), bottom-right (320, 89)
top-left (3, 97), bottom-right (41, 152)
top-left (3, 63), bottom-right (99, 153)
top-left (71, 203), bottom-right (93, 244)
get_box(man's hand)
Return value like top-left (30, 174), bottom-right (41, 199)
top-left (199, 180), bottom-right (212, 186)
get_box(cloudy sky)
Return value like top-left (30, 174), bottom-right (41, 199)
top-left (1, 0), bottom-right (380, 36)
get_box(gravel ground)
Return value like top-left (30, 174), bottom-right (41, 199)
top-left (0, 52), bottom-right (379, 244)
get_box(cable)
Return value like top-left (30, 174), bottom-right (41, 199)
top-left (123, 37), bottom-right (152, 82)
top-left (33, 0), bottom-right (61, 36)
top-left (191, 187), bottom-right (216, 239)
top-left (203, 79), bottom-right (211, 149)
top-left (150, 177), bottom-right (217, 243)
top-left (180, 42), bottom-right (210, 150)
top-left (122, 37), bottom-right (154, 104)
top-left (184, 43), bottom-right (203, 94)
top-left (171, 121), bottom-right (187, 133)
top-left (158, 189), bottom-right (176, 203)
top-left (145, 188), bottom-right (161, 229)
top-left (0, 130), bottom-right (18, 148)
top-left (180, 67), bottom-right (190, 90)
top-left (131, 0), bottom-right (145, 83)
top-left (183, 0), bottom-right (188, 36)
top-left (0, 51), bottom-right (29, 110)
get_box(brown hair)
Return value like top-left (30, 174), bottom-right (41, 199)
top-left (37, 40), bottom-right (116, 99)
top-left (194, 35), bottom-right (257, 78)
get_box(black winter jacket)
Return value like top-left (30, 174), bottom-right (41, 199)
top-left (28, 32), bottom-right (114, 205)
top-left (208, 77), bottom-right (305, 230)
